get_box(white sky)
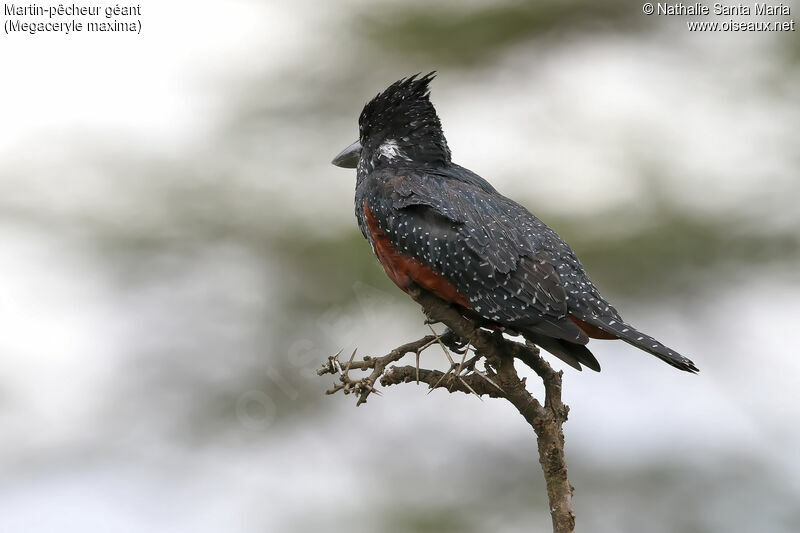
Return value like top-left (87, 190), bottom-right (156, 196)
top-left (0, 0), bottom-right (299, 157)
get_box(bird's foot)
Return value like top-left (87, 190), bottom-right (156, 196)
top-left (441, 328), bottom-right (470, 354)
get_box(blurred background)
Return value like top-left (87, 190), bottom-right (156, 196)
top-left (2, 1), bottom-right (799, 531)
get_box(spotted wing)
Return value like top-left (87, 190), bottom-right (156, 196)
top-left (363, 168), bottom-right (589, 344)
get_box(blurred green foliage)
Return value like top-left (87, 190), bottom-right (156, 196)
top-left (359, 0), bottom-right (640, 66)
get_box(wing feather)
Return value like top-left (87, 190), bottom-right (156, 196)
top-left (363, 168), bottom-right (588, 343)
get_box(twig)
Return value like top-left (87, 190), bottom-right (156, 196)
top-left (318, 285), bottom-right (576, 532)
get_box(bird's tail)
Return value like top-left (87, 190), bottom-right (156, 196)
top-left (520, 330), bottom-right (601, 372)
top-left (571, 313), bottom-right (698, 373)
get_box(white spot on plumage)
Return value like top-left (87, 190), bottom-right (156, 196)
top-left (378, 139), bottom-right (410, 161)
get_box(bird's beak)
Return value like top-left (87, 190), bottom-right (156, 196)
top-left (331, 140), bottom-right (362, 168)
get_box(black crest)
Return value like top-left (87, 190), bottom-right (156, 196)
top-left (358, 72), bottom-right (451, 167)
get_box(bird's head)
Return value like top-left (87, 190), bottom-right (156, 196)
top-left (332, 72), bottom-right (451, 172)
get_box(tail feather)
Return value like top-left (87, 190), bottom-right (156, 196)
top-left (521, 330), bottom-right (601, 372)
top-left (572, 312), bottom-right (698, 373)
top-left (520, 316), bottom-right (590, 345)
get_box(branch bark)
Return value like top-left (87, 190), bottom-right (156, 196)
top-left (318, 285), bottom-right (575, 533)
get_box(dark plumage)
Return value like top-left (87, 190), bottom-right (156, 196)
top-left (332, 73), bottom-right (698, 373)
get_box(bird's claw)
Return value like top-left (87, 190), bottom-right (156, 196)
top-left (442, 330), bottom-right (469, 354)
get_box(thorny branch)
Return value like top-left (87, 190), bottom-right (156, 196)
top-left (317, 285), bottom-right (576, 533)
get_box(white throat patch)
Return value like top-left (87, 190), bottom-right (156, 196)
top-left (378, 139), bottom-right (410, 161)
